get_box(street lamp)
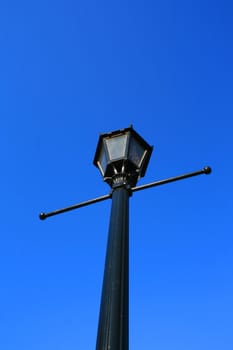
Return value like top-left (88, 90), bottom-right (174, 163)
top-left (39, 126), bottom-right (211, 350)
top-left (93, 126), bottom-right (153, 350)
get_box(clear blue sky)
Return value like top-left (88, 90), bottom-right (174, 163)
top-left (1, 0), bottom-right (232, 349)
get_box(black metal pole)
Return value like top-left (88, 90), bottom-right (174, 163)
top-left (39, 193), bottom-right (111, 220)
top-left (96, 186), bottom-right (129, 350)
top-left (132, 166), bottom-right (212, 193)
top-left (39, 167), bottom-right (211, 220)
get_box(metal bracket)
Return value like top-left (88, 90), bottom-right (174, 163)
top-left (39, 166), bottom-right (211, 220)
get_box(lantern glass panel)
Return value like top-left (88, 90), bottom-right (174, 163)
top-left (105, 135), bottom-right (128, 161)
top-left (99, 144), bottom-right (108, 174)
top-left (128, 137), bottom-right (146, 167)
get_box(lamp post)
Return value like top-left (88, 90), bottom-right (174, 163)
top-left (93, 127), bottom-right (153, 350)
top-left (39, 126), bottom-right (211, 350)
